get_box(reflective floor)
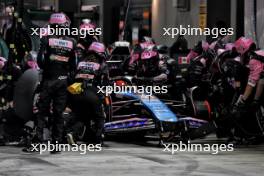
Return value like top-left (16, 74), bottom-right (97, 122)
top-left (0, 135), bottom-right (263, 176)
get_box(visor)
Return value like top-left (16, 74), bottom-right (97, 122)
top-left (202, 41), bottom-right (209, 51)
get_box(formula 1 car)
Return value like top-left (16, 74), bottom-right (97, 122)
top-left (10, 70), bottom-right (214, 145)
top-left (104, 76), bottom-right (215, 144)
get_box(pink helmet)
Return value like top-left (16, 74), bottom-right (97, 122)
top-left (88, 42), bottom-right (106, 60)
top-left (234, 37), bottom-right (255, 55)
top-left (141, 50), bottom-right (158, 60)
top-left (209, 41), bottom-right (217, 50)
top-left (217, 49), bottom-right (226, 56)
top-left (49, 13), bottom-right (71, 27)
top-left (80, 23), bottom-right (96, 30)
top-left (0, 57), bottom-right (7, 69)
top-left (225, 43), bottom-right (235, 51)
top-left (140, 42), bottom-right (155, 50)
top-left (88, 42), bottom-right (106, 54)
top-left (202, 41), bottom-right (209, 51)
top-left (24, 51), bottom-right (39, 70)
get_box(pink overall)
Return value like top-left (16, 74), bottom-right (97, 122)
top-left (248, 50), bottom-right (264, 87)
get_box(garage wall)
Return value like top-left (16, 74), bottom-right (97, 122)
top-left (244, 0), bottom-right (256, 44)
top-left (152, 0), bottom-right (205, 48)
top-left (244, 0), bottom-right (264, 49)
top-left (256, 0), bottom-right (264, 48)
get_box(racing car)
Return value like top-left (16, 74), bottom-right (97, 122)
top-left (11, 69), bottom-right (214, 145)
top-left (104, 76), bottom-right (214, 144)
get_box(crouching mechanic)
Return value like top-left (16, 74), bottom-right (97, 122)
top-left (24, 13), bottom-right (77, 153)
top-left (233, 37), bottom-right (259, 107)
top-left (130, 47), bottom-right (169, 86)
top-left (230, 37), bottom-right (264, 143)
top-left (236, 50), bottom-right (264, 108)
top-left (0, 56), bottom-right (22, 145)
top-left (67, 41), bottom-right (108, 145)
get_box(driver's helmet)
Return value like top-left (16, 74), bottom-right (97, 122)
top-left (140, 47), bottom-right (159, 73)
top-left (23, 51), bottom-right (39, 70)
top-left (140, 36), bottom-right (156, 50)
top-left (0, 57), bottom-right (7, 70)
top-left (86, 42), bottom-right (106, 63)
top-left (234, 37), bottom-right (255, 55)
top-left (49, 13), bottom-right (71, 28)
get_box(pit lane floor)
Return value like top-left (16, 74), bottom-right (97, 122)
top-left (0, 135), bottom-right (264, 176)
